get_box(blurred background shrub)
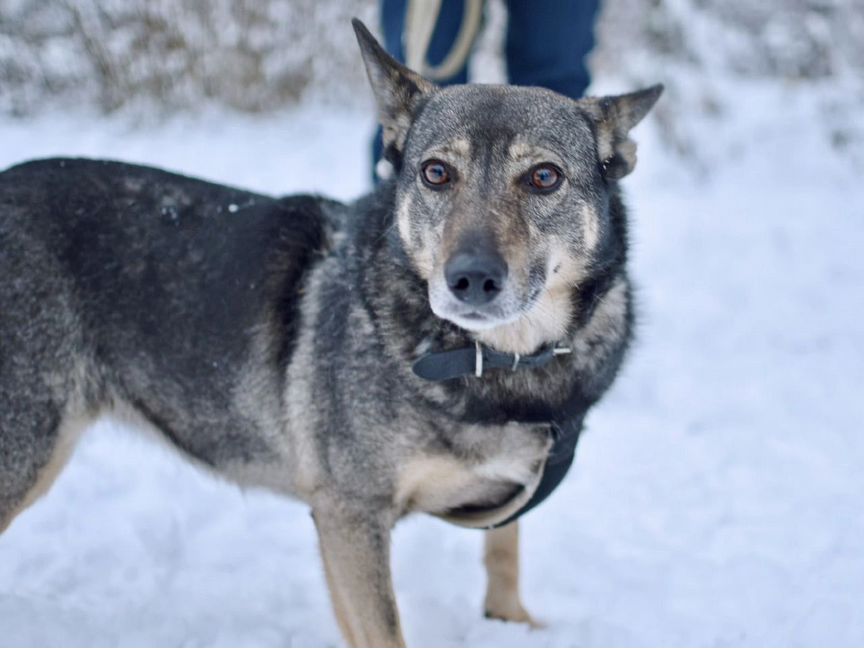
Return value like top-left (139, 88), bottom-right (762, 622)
top-left (0, 0), bottom-right (377, 114)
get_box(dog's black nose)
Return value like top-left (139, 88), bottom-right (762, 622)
top-left (445, 252), bottom-right (507, 305)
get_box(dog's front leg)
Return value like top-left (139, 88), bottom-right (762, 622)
top-left (312, 504), bottom-right (405, 648)
top-left (483, 521), bottom-right (541, 627)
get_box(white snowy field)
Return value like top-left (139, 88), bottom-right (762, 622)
top-left (0, 98), bottom-right (862, 647)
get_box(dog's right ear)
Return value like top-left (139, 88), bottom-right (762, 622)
top-left (582, 84), bottom-right (664, 180)
top-left (352, 18), bottom-right (435, 156)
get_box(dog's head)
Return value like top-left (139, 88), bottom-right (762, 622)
top-left (353, 20), bottom-right (661, 344)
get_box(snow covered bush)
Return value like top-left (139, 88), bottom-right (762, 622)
top-left (0, 0), bottom-right (376, 115)
top-left (591, 0), bottom-right (864, 168)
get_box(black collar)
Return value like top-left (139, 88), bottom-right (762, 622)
top-left (412, 340), bottom-right (572, 382)
top-left (411, 340), bottom-right (583, 528)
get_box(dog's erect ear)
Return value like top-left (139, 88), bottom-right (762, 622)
top-left (352, 18), bottom-right (435, 154)
top-left (582, 84), bottom-right (663, 180)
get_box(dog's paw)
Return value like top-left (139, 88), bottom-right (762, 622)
top-left (484, 601), bottom-right (545, 629)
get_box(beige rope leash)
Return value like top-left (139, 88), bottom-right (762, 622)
top-left (404, 0), bottom-right (484, 81)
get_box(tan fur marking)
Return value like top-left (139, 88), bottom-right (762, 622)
top-left (413, 229), bottom-right (437, 279)
top-left (2, 412), bottom-right (89, 532)
top-left (478, 238), bottom-right (588, 354)
top-left (280, 265), bottom-right (334, 497)
top-left (426, 137), bottom-right (471, 160)
top-left (395, 429), bottom-right (549, 529)
top-left (382, 114), bottom-right (413, 152)
top-left (395, 196), bottom-right (414, 252)
top-left (396, 450), bottom-right (543, 516)
top-left (617, 138), bottom-right (638, 172)
top-left (395, 455), bottom-right (479, 513)
top-left (594, 117), bottom-right (615, 162)
top-left (507, 140), bottom-right (565, 169)
top-left (398, 188), bottom-right (443, 280)
top-left (318, 547), bottom-right (360, 647)
top-left (313, 509), bottom-right (406, 648)
top-left (476, 289), bottom-right (572, 355)
top-left (483, 523), bottom-right (542, 627)
top-left (581, 204), bottom-right (601, 252)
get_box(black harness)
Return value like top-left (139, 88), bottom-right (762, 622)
top-left (412, 341), bottom-right (583, 528)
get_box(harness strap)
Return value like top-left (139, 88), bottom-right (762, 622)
top-left (490, 415), bottom-right (583, 528)
top-left (411, 340), bottom-right (583, 527)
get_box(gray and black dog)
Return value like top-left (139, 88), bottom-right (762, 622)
top-left (0, 19), bottom-right (661, 647)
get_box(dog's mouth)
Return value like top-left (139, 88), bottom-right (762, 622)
top-left (433, 305), bottom-right (522, 331)
top-left (429, 285), bottom-right (543, 332)
top-left (459, 310), bottom-right (503, 325)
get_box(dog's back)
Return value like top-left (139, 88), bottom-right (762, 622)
top-left (0, 158), bottom-right (328, 527)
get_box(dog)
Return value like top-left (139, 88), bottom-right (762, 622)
top-left (0, 19), bottom-right (661, 647)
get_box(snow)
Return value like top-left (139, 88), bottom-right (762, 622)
top-left (1, 98), bottom-right (862, 647)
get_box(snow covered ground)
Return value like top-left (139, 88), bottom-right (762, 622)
top-left (0, 97), bottom-right (862, 647)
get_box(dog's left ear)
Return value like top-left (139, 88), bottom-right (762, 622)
top-left (352, 18), bottom-right (435, 156)
top-left (582, 84), bottom-right (664, 180)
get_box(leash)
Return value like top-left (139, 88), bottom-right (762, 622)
top-left (412, 340), bottom-right (583, 528)
top-left (404, 0), bottom-right (484, 82)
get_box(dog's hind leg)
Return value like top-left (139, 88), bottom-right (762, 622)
top-left (0, 289), bottom-right (91, 533)
top-left (483, 522), bottom-right (542, 627)
top-left (0, 227), bottom-right (91, 534)
top-left (0, 393), bottom-right (89, 534)
top-left (312, 503), bottom-right (405, 648)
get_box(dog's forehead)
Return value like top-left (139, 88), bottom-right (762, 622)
top-left (409, 85), bottom-right (594, 161)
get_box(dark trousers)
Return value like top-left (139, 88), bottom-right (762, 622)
top-left (373, 0), bottom-right (600, 174)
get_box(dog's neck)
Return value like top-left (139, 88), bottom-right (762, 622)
top-left (349, 182), bottom-right (630, 422)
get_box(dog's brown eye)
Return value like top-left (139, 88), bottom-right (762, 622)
top-left (526, 163), bottom-right (563, 192)
top-left (421, 160), bottom-right (451, 189)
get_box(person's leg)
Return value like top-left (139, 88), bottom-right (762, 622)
top-left (373, 0), bottom-right (471, 180)
top-left (380, 0), bottom-right (409, 63)
top-left (504, 0), bottom-right (600, 99)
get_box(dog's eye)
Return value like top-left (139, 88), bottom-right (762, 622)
top-left (526, 163), bottom-right (563, 193)
top-left (420, 159), bottom-right (452, 189)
